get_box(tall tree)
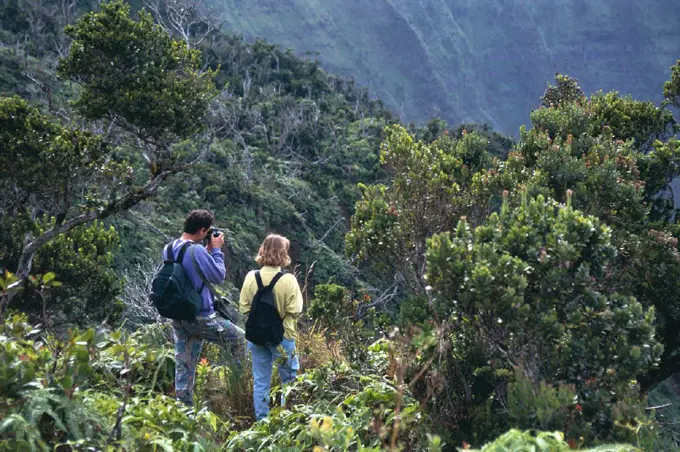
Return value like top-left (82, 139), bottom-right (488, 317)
top-left (346, 125), bottom-right (494, 293)
top-left (3, 0), bottom-right (216, 292)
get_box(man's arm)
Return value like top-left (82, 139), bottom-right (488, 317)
top-left (193, 245), bottom-right (226, 284)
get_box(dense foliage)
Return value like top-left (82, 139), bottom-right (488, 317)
top-left (486, 80), bottom-right (680, 390)
top-left (347, 123), bottom-right (497, 293)
top-left (0, 97), bottom-right (123, 323)
top-left (1, 0), bottom-right (679, 450)
top-left (0, 0), bottom-right (218, 331)
top-left (58, 1), bottom-right (216, 145)
top-left (0, 307), bottom-right (642, 451)
top-left (348, 74), bottom-right (680, 447)
top-left (427, 194), bottom-right (659, 444)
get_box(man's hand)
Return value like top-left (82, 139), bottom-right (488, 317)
top-left (207, 232), bottom-right (225, 251)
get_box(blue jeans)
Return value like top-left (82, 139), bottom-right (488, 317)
top-left (247, 338), bottom-right (299, 420)
top-left (173, 315), bottom-right (245, 406)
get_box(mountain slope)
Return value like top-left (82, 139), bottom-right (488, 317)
top-left (219, 0), bottom-right (680, 135)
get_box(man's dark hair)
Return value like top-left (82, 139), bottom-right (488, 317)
top-left (183, 209), bottom-right (214, 234)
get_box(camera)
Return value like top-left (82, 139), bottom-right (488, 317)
top-left (214, 295), bottom-right (240, 324)
top-left (203, 226), bottom-right (221, 246)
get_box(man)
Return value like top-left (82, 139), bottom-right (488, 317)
top-left (167, 209), bottom-right (245, 406)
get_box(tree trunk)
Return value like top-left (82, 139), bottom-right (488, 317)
top-left (8, 169), bottom-right (176, 302)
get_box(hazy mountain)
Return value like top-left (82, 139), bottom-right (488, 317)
top-left (219, 0), bottom-right (680, 135)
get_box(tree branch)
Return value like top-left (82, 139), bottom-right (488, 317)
top-left (311, 217), bottom-right (344, 248)
top-left (646, 403), bottom-right (672, 411)
top-left (124, 210), bottom-right (172, 242)
top-left (357, 278), bottom-right (400, 318)
top-left (11, 167), bottom-right (179, 298)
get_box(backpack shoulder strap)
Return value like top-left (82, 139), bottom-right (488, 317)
top-left (248, 271), bottom-right (266, 318)
top-left (175, 241), bottom-right (193, 264)
top-left (268, 271), bottom-right (284, 289)
top-left (163, 242), bottom-right (175, 262)
top-left (190, 245), bottom-right (208, 294)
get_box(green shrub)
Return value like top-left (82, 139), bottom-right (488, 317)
top-left (469, 429), bottom-right (640, 452)
top-left (0, 313), bottom-right (224, 450)
top-left (426, 193), bottom-right (660, 445)
top-left (225, 358), bottom-right (434, 451)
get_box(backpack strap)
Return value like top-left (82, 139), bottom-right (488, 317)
top-left (175, 241), bottom-right (193, 264)
top-left (255, 271), bottom-right (264, 290)
top-left (163, 242), bottom-right (175, 263)
top-left (268, 272), bottom-right (284, 289)
top-left (252, 271), bottom-right (283, 315)
top-left (190, 246), bottom-right (207, 294)
top-left (254, 271), bottom-right (284, 290)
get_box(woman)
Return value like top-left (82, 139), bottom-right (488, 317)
top-left (239, 234), bottom-right (303, 421)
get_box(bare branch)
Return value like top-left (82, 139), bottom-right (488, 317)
top-left (121, 259), bottom-right (166, 325)
top-left (311, 218), bottom-right (344, 248)
top-left (146, 0), bottom-right (222, 49)
top-left (301, 261), bottom-right (317, 308)
top-left (357, 275), bottom-right (401, 318)
top-left (125, 210), bottom-right (172, 242)
top-left (646, 403), bottom-right (672, 411)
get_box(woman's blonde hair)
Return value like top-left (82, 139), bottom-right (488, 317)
top-left (255, 234), bottom-right (291, 267)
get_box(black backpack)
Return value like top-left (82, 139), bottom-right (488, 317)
top-left (149, 241), bottom-right (203, 320)
top-left (245, 271), bottom-right (284, 346)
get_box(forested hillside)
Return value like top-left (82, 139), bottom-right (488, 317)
top-left (1, 0), bottom-right (680, 450)
top-left (218, 0), bottom-right (680, 135)
top-left (1, 0), bottom-right (401, 325)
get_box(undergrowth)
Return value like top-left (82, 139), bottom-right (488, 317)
top-left (0, 309), bottom-right (646, 451)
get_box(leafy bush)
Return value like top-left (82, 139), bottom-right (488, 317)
top-left (483, 90), bottom-right (680, 390)
top-left (0, 312), bottom-right (223, 451)
top-left (225, 357), bottom-right (435, 451)
top-left (29, 221), bottom-right (123, 326)
top-left (306, 283), bottom-right (388, 364)
top-left (469, 429), bottom-right (639, 452)
top-left (0, 307), bottom-right (642, 451)
top-left (346, 124), bottom-right (495, 292)
top-left (0, 309), bottom-right (438, 451)
top-left (349, 74), bottom-right (680, 446)
top-left (427, 193), bottom-right (660, 444)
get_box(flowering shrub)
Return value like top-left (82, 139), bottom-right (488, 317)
top-left (427, 194), bottom-right (660, 444)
